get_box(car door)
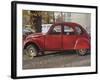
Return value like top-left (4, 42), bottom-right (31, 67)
top-left (45, 24), bottom-right (62, 50)
top-left (63, 25), bottom-right (77, 50)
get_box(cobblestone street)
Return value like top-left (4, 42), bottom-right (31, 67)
top-left (23, 51), bottom-right (90, 69)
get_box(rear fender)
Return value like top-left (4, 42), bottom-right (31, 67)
top-left (74, 38), bottom-right (90, 50)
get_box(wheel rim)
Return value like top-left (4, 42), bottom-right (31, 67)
top-left (78, 49), bottom-right (87, 55)
top-left (26, 46), bottom-right (37, 58)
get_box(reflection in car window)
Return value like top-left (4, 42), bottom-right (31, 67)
top-left (75, 26), bottom-right (82, 35)
top-left (64, 26), bottom-right (74, 35)
top-left (54, 25), bottom-right (61, 32)
top-left (52, 25), bottom-right (61, 34)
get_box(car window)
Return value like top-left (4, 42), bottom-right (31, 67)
top-left (75, 26), bottom-right (82, 35)
top-left (51, 25), bottom-right (61, 35)
top-left (64, 26), bottom-right (74, 35)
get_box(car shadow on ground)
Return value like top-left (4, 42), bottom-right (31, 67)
top-left (38, 50), bottom-right (90, 57)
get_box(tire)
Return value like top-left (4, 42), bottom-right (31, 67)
top-left (76, 49), bottom-right (87, 56)
top-left (25, 44), bottom-right (38, 58)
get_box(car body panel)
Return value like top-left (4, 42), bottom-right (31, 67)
top-left (63, 35), bottom-right (77, 50)
top-left (45, 35), bottom-right (62, 50)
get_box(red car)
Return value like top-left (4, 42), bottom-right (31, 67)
top-left (24, 22), bottom-right (90, 58)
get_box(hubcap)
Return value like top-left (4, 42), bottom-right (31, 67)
top-left (26, 46), bottom-right (37, 58)
top-left (79, 49), bottom-right (87, 55)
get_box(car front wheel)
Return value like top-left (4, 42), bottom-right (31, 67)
top-left (76, 49), bottom-right (87, 56)
top-left (25, 44), bottom-right (38, 59)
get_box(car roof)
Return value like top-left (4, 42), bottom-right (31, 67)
top-left (53, 22), bottom-right (81, 27)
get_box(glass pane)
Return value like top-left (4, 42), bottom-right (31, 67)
top-left (51, 25), bottom-right (61, 35)
top-left (64, 26), bottom-right (74, 32)
top-left (53, 25), bottom-right (61, 32)
top-left (75, 26), bottom-right (82, 34)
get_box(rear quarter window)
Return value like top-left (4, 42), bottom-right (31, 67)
top-left (74, 26), bottom-right (83, 35)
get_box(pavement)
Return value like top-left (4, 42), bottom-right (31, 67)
top-left (23, 51), bottom-right (90, 69)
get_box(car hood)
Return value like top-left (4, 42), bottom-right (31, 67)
top-left (26, 33), bottom-right (46, 38)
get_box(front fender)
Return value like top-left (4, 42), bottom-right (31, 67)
top-left (74, 38), bottom-right (90, 50)
top-left (23, 38), bottom-right (43, 51)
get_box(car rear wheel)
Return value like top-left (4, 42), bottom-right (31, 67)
top-left (76, 49), bottom-right (87, 56)
top-left (25, 44), bottom-right (38, 59)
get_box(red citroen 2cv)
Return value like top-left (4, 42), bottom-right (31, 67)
top-left (23, 22), bottom-right (90, 58)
